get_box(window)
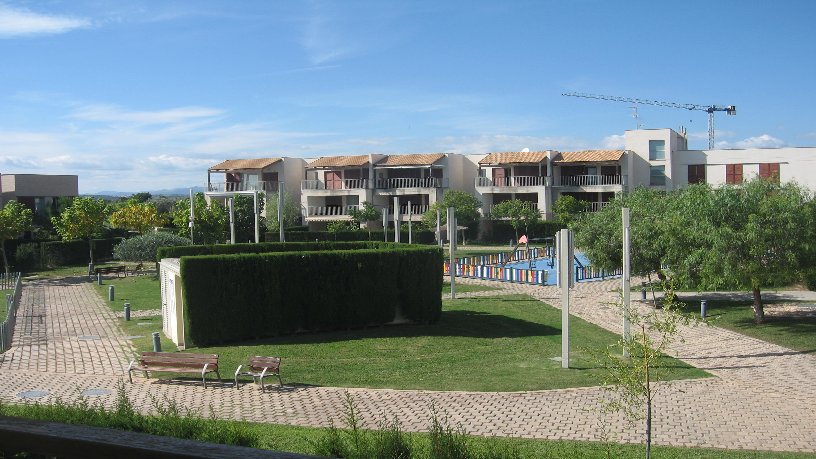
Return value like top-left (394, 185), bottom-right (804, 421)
top-left (725, 164), bottom-right (743, 184)
top-left (649, 140), bottom-right (666, 160)
top-left (649, 165), bottom-right (666, 186)
top-left (759, 163), bottom-right (780, 183)
top-left (687, 165), bottom-right (706, 184)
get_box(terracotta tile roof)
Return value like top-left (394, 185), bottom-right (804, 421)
top-left (552, 150), bottom-right (625, 163)
top-left (375, 153), bottom-right (445, 167)
top-left (479, 151), bottom-right (549, 165)
top-left (308, 155), bottom-right (370, 168)
top-left (209, 158), bottom-right (281, 171)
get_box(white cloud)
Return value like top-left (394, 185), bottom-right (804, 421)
top-left (601, 134), bottom-right (625, 149)
top-left (0, 5), bottom-right (91, 37)
top-left (142, 155), bottom-right (218, 171)
top-left (300, 10), bottom-right (354, 65)
top-left (715, 134), bottom-right (786, 149)
top-left (70, 104), bottom-right (224, 125)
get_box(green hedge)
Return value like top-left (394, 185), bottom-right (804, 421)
top-left (273, 230), bottom-right (436, 244)
top-left (9, 238), bottom-right (122, 270)
top-left (178, 243), bottom-right (442, 346)
top-left (157, 241), bottom-right (383, 261)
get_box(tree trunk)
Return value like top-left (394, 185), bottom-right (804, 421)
top-left (1, 239), bottom-right (8, 276)
top-left (752, 287), bottom-right (765, 324)
top-left (88, 238), bottom-right (94, 265)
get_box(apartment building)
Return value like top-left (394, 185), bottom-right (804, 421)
top-left (0, 173), bottom-right (78, 215)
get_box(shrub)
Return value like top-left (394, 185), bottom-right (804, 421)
top-left (804, 269), bottom-right (816, 291)
top-left (114, 232), bottom-right (192, 262)
top-left (13, 243), bottom-right (41, 271)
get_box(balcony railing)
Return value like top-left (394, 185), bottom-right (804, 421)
top-left (475, 176), bottom-right (547, 187)
top-left (208, 181), bottom-right (279, 193)
top-left (304, 205), bottom-right (359, 217)
top-left (301, 179), bottom-right (369, 190)
top-left (555, 175), bottom-right (626, 187)
top-left (590, 201), bottom-right (610, 212)
top-left (375, 177), bottom-right (445, 189)
top-left (485, 202), bottom-right (543, 217)
top-left (394, 204), bottom-right (429, 215)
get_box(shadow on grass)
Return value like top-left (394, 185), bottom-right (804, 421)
top-left (229, 308), bottom-right (559, 347)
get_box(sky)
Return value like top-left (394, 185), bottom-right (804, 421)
top-left (1, 0), bottom-right (815, 194)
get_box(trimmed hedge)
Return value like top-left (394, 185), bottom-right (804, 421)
top-left (157, 241), bottom-right (382, 261)
top-left (177, 243), bottom-right (442, 346)
top-left (8, 238), bottom-right (122, 271)
top-left (273, 230), bottom-right (436, 244)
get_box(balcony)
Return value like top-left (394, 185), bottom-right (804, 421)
top-left (301, 179), bottom-right (369, 190)
top-left (486, 202), bottom-right (550, 218)
top-left (375, 177), bottom-right (445, 189)
top-left (394, 204), bottom-right (429, 216)
top-left (475, 176), bottom-right (547, 188)
top-left (590, 201), bottom-right (610, 212)
top-left (207, 181), bottom-right (279, 193)
top-left (304, 205), bottom-right (359, 218)
top-left (554, 175), bottom-right (626, 187)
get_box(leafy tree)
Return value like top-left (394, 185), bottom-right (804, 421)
top-left (51, 197), bottom-right (110, 264)
top-left (422, 190), bottom-right (482, 229)
top-left (348, 201), bottom-right (381, 237)
top-left (109, 202), bottom-right (164, 234)
top-left (113, 232), bottom-right (191, 262)
top-left (489, 199), bottom-right (540, 240)
top-left (265, 191), bottom-right (302, 232)
top-left (131, 192), bottom-right (152, 203)
top-left (553, 195), bottom-right (590, 227)
top-left (0, 201), bottom-right (33, 274)
top-left (171, 193), bottom-right (227, 245)
top-left (233, 194), bottom-right (265, 243)
top-left (664, 179), bottom-right (814, 323)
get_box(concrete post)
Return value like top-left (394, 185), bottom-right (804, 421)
top-left (278, 183), bottom-right (285, 242)
top-left (622, 208), bottom-right (631, 358)
top-left (557, 228), bottom-right (573, 369)
top-left (382, 208), bottom-right (389, 242)
top-left (228, 198), bottom-right (235, 244)
top-left (254, 190), bottom-right (260, 243)
top-left (408, 200), bottom-right (412, 244)
top-left (436, 209), bottom-right (442, 248)
top-left (448, 207), bottom-right (456, 299)
top-left (393, 196), bottom-right (400, 243)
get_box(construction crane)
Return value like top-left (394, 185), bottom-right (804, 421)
top-left (562, 92), bottom-right (736, 149)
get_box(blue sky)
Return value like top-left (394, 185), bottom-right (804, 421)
top-left (1, 1), bottom-right (814, 193)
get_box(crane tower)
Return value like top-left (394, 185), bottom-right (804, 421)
top-left (562, 92), bottom-right (736, 149)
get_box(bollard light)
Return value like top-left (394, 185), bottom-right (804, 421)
top-left (641, 283), bottom-right (647, 301)
top-left (97, 273), bottom-right (102, 286)
top-left (124, 303), bottom-right (131, 321)
top-left (152, 332), bottom-right (161, 352)
top-left (108, 285), bottom-right (114, 301)
top-left (701, 299), bottom-right (708, 318)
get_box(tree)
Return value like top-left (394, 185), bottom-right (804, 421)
top-left (0, 201), bottom-right (33, 274)
top-left (601, 282), bottom-right (695, 459)
top-left (265, 191), bottom-right (302, 232)
top-left (51, 197), bottom-right (110, 264)
top-left (489, 199), bottom-right (540, 240)
top-left (109, 202), bottom-right (163, 234)
top-left (171, 193), bottom-right (227, 245)
top-left (233, 194), bottom-right (265, 243)
top-left (422, 190), bottom-right (482, 229)
top-left (348, 201), bottom-right (381, 237)
top-left (553, 195), bottom-right (590, 227)
top-left (664, 179), bottom-right (814, 323)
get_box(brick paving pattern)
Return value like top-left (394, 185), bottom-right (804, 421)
top-left (1, 274), bottom-right (815, 453)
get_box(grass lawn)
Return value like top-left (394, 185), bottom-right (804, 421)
top-left (680, 299), bottom-right (816, 354)
top-left (124, 294), bottom-right (706, 392)
top-left (441, 281), bottom-right (499, 294)
top-left (0, 288), bottom-right (10, 322)
top-left (93, 274), bottom-right (162, 312)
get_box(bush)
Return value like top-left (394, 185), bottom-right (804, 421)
top-left (114, 232), bottom-right (192, 262)
top-left (177, 242), bottom-right (442, 345)
top-left (804, 269), bottom-right (816, 291)
top-left (13, 242), bottom-right (41, 271)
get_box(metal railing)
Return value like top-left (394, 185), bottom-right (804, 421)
top-left (304, 205), bottom-right (360, 217)
top-left (475, 176), bottom-right (547, 187)
top-left (301, 179), bottom-right (369, 190)
top-left (375, 177), bottom-right (444, 189)
top-left (590, 201), bottom-right (610, 212)
top-left (555, 175), bottom-right (626, 187)
top-left (207, 181), bottom-right (279, 193)
top-left (1, 272), bottom-right (23, 353)
top-left (395, 204), bottom-right (429, 216)
top-left (485, 202), bottom-right (542, 217)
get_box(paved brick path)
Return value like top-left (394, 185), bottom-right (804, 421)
top-left (1, 276), bottom-right (815, 453)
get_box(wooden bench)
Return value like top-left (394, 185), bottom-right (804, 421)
top-left (128, 352), bottom-right (221, 388)
top-left (93, 265), bottom-right (128, 278)
top-left (234, 356), bottom-right (282, 392)
top-left (129, 262), bottom-right (144, 276)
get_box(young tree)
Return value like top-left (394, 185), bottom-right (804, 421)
top-left (0, 201), bottom-right (33, 274)
top-left (553, 195), bottom-right (590, 227)
top-left (489, 199), bottom-right (540, 240)
top-left (109, 202), bottom-right (164, 234)
top-left (265, 191), bottom-right (302, 232)
top-left (601, 283), bottom-right (695, 459)
top-left (422, 190), bottom-right (482, 229)
top-left (233, 194), bottom-right (265, 243)
top-left (348, 201), bottom-right (381, 237)
top-left (51, 197), bottom-right (110, 264)
top-left (171, 193), bottom-right (227, 245)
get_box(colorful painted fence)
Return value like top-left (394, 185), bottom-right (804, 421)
top-left (574, 265), bottom-right (622, 282)
top-left (454, 247), bottom-right (551, 267)
top-left (444, 261), bottom-right (548, 285)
